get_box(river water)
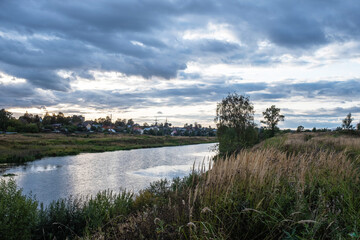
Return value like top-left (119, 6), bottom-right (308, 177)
top-left (1, 143), bottom-right (217, 205)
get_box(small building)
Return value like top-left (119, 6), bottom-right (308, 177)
top-left (133, 126), bottom-right (144, 134)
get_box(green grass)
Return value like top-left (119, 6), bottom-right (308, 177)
top-left (0, 133), bottom-right (216, 164)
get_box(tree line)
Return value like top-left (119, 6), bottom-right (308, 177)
top-left (0, 109), bottom-right (215, 136)
top-left (0, 110), bottom-right (87, 133)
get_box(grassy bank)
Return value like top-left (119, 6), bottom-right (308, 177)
top-left (94, 132), bottom-right (360, 239)
top-left (1, 132), bottom-right (360, 239)
top-left (0, 133), bottom-right (216, 164)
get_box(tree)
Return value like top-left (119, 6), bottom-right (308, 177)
top-left (296, 125), bottom-right (304, 132)
top-left (56, 112), bottom-right (70, 125)
top-left (50, 113), bottom-right (57, 124)
top-left (42, 112), bottom-right (52, 125)
top-left (19, 112), bottom-right (33, 124)
top-left (342, 113), bottom-right (354, 130)
top-left (127, 119), bottom-right (134, 127)
top-left (215, 93), bottom-right (254, 129)
top-left (215, 93), bottom-right (257, 155)
top-left (260, 105), bottom-right (284, 137)
top-left (0, 109), bottom-right (13, 131)
top-left (72, 115), bottom-right (84, 125)
top-left (115, 119), bottom-right (127, 128)
top-left (96, 116), bottom-right (112, 126)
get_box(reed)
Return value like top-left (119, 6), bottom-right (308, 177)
top-left (186, 148), bottom-right (359, 239)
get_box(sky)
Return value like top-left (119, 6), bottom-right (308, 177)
top-left (1, 0), bottom-right (360, 129)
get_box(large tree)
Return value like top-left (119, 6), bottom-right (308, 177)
top-left (215, 93), bottom-right (254, 129)
top-left (215, 93), bottom-right (257, 155)
top-left (261, 105), bottom-right (284, 137)
top-left (342, 113), bottom-right (354, 130)
top-left (0, 109), bottom-right (13, 131)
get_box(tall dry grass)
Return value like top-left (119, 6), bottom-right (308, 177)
top-left (90, 142), bottom-right (360, 239)
top-left (4, 132), bottom-right (360, 239)
top-left (182, 147), bottom-right (360, 239)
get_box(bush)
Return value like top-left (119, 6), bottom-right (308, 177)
top-left (21, 123), bottom-right (40, 133)
top-left (217, 125), bottom-right (258, 156)
top-left (36, 190), bottom-right (134, 239)
top-left (6, 126), bottom-right (16, 132)
top-left (0, 179), bottom-right (38, 240)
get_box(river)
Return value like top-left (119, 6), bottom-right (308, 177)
top-left (1, 143), bottom-right (217, 205)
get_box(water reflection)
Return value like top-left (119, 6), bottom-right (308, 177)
top-left (1, 143), bottom-right (216, 205)
top-left (131, 164), bottom-right (194, 178)
top-left (23, 164), bottom-right (61, 173)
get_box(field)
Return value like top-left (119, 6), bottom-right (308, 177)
top-left (0, 133), bottom-right (216, 164)
top-left (2, 132), bottom-right (360, 239)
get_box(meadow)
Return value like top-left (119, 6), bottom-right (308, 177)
top-left (1, 132), bottom-right (360, 239)
top-left (0, 133), bottom-right (216, 164)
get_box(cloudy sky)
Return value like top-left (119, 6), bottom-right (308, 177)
top-left (1, 0), bottom-right (360, 128)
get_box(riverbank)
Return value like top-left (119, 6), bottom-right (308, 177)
top-left (92, 132), bottom-right (360, 239)
top-left (2, 132), bottom-right (360, 239)
top-left (0, 133), bottom-right (216, 164)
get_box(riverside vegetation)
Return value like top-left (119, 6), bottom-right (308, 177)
top-left (2, 132), bottom-right (360, 239)
top-left (0, 133), bottom-right (216, 164)
top-left (2, 93), bottom-right (360, 239)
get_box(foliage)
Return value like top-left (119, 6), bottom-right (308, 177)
top-left (36, 190), bottom-right (133, 239)
top-left (0, 108), bottom-right (13, 131)
top-left (87, 132), bottom-right (360, 239)
top-left (96, 116), bottom-right (112, 126)
top-left (342, 112), bottom-right (354, 129)
top-left (0, 178), bottom-right (134, 240)
top-left (217, 125), bottom-right (258, 154)
top-left (215, 93), bottom-right (254, 129)
top-left (261, 105), bottom-right (284, 137)
top-left (0, 179), bottom-right (38, 240)
top-left (296, 125), bottom-right (304, 132)
top-left (215, 93), bottom-right (257, 155)
top-left (3, 133), bottom-right (360, 239)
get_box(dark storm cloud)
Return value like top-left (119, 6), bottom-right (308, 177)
top-left (249, 79), bottom-right (360, 101)
top-left (0, 82), bottom-right (56, 108)
top-left (53, 79), bottom-right (360, 110)
top-left (0, 0), bottom-right (360, 92)
top-left (3, 77), bottom-right (360, 111)
top-left (51, 85), bottom-right (233, 110)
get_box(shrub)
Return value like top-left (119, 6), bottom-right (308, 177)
top-left (217, 125), bottom-right (258, 155)
top-left (21, 123), bottom-right (40, 133)
top-left (0, 179), bottom-right (38, 240)
top-left (36, 190), bottom-right (134, 239)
